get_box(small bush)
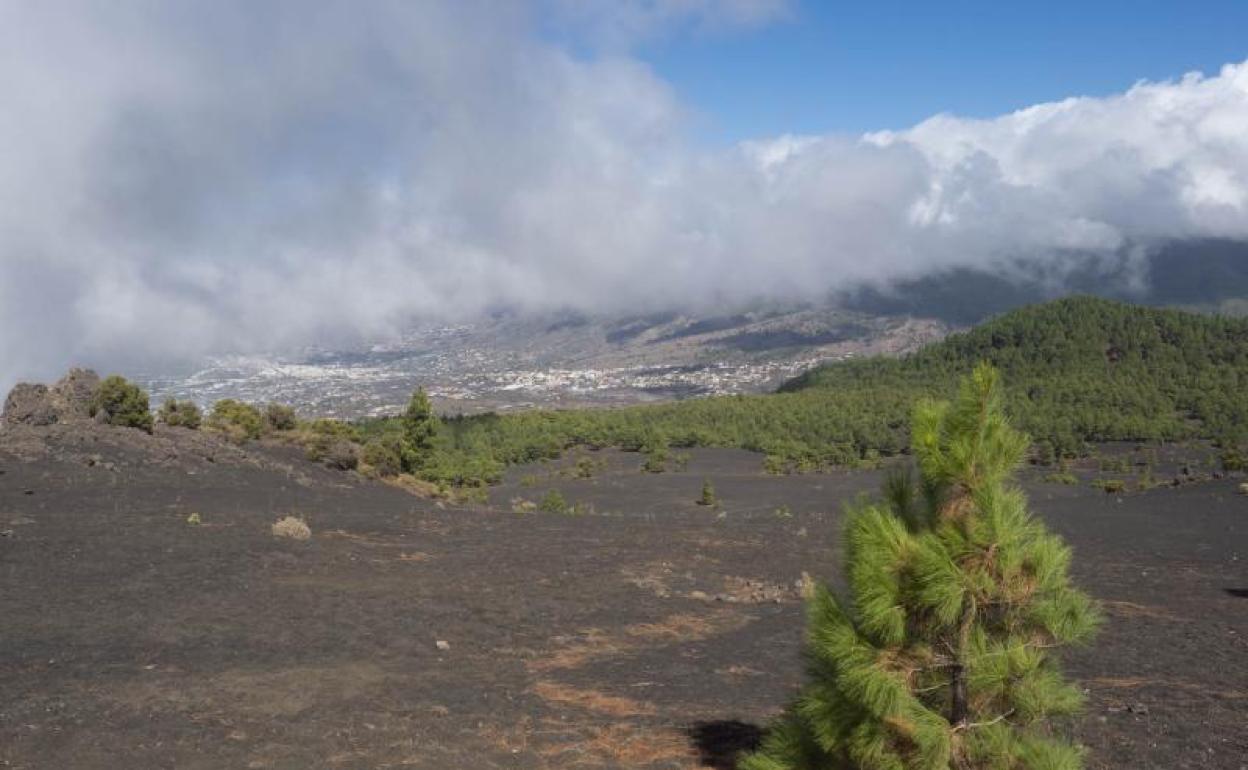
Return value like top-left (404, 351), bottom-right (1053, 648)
top-left (539, 489), bottom-right (569, 514)
top-left (1220, 446), bottom-right (1246, 472)
top-left (272, 516), bottom-right (311, 540)
top-left (762, 455), bottom-right (789, 475)
top-left (574, 456), bottom-right (598, 479)
top-left (1042, 471), bottom-right (1079, 485)
top-left (697, 478), bottom-right (717, 507)
top-left (208, 399), bottom-right (265, 441)
top-left (361, 436), bottom-right (403, 477)
top-left (305, 418), bottom-right (360, 442)
top-left (322, 440), bottom-right (359, 471)
top-left (1092, 477), bottom-right (1127, 494)
top-left (265, 403), bottom-right (298, 431)
top-left (158, 398), bottom-right (201, 429)
top-left (1098, 455), bottom-right (1131, 473)
top-left (90, 375), bottom-right (153, 432)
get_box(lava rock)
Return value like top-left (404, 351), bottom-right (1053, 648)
top-left (50, 368), bottom-right (101, 419)
top-left (2, 383), bottom-right (59, 426)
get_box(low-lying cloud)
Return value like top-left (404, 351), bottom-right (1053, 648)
top-left (2, 1), bottom-right (1247, 390)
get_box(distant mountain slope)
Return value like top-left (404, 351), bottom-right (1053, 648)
top-left (781, 295), bottom-right (1248, 454)
top-left (145, 305), bottom-right (949, 417)
top-left (840, 238), bottom-right (1248, 323)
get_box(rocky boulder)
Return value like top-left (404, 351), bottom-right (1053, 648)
top-left (50, 368), bottom-right (101, 419)
top-left (2, 383), bottom-right (59, 426)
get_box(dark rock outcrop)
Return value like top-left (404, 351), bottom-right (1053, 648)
top-left (3, 368), bottom-right (102, 427)
top-left (50, 368), bottom-right (101, 419)
top-left (2, 383), bottom-right (59, 426)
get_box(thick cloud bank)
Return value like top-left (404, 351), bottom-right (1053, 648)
top-left (2, 1), bottom-right (1248, 388)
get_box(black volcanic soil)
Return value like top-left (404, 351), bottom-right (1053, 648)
top-left (1, 427), bottom-right (1245, 769)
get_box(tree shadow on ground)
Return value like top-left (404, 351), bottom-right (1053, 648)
top-left (687, 720), bottom-right (764, 770)
top-left (1226, 588), bottom-right (1248, 598)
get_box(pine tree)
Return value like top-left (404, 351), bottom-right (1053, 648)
top-left (742, 363), bottom-right (1101, 770)
top-left (401, 387), bottom-right (438, 472)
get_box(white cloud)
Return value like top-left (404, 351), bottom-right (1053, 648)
top-left (544, 0), bottom-right (794, 48)
top-left (2, 2), bottom-right (1248, 390)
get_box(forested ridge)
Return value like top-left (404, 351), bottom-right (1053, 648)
top-left (357, 296), bottom-right (1248, 485)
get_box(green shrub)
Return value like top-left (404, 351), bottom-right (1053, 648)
top-left (1220, 445), bottom-right (1247, 472)
top-left (574, 456), bottom-right (598, 478)
top-left (321, 440), bottom-right (359, 471)
top-left (640, 434), bottom-right (669, 473)
top-left (265, 403), bottom-right (298, 431)
top-left (90, 376), bottom-right (153, 432)
top-left (538, 489), bottom-right (569, 514)
top-left (208, 399), bottom-right (266, 441)
top-left (1097, 455), bottom-right (1131, 473)
top-left (1092, 477), bottom-right (1127, 494)
top-left (697, 478), bottom-right (717, 507)
top-left (305, 418), bottom-right (360, 442)
top-left (361, 436), bottom-right (403, 477)
top-left (1042, 471), bottom-right (1080, 485)
top-left (157, 398), bottom-right (201, 429)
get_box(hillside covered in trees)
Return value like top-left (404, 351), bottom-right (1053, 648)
top-left (360, 296), bottom-right (1248, 486)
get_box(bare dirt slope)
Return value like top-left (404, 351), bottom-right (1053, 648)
top-left (1, 428), bottom-right (1245, 769)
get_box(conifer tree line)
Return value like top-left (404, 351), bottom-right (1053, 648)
top-left (743, 364), bottom-right (1101, 770)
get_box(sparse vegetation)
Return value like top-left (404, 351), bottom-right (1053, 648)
top-left (1043, 471), bottom-right (1080, 485)
top-left (265, 403), bottom-right (298, 431)
top-left (360, 436), bottom-right (403, 477)
top-left (1097, 455), bottom-right (1132, 473)
top-left (157, 398), bottom-right (201, 429)
top-left (743, 364), bottom-right (1100, 770)
top-left (271, 516), bottom-right (311, 540)
top-left (90, 375), bottom-right (153, 432)
top-left (320, 440), bottom-right (359, 471)
top-left (574, 455), bottom-right (601, 479)
top-left (538, 489), bottom-right (570, 514)
top-left (697, 478), bottom-right (717, 507)
top-left (1092, 477), bottom-right (1127, 494)
top-left (510, 497), bottom-right (537, 514)
top-left (207, 399), bottom-right (266, 442)
top-left (640, 434), bottom-right (669, 473)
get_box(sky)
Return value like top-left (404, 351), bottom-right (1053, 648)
top-left (2, 0), bottom-right (1248, 390)
top-left (638, 1), bottom-right (1248, 139)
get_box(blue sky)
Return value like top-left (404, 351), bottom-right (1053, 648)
top-left (638, 1), bottom-right (1248, 141)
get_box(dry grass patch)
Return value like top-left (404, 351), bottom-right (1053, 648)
top-left (1102, 600), bottom-right (1185, 622)
top-left (1087, 676), bottom-right (1248, 700)
top-left (530, 610), bottom-right (749, 673)
top-left (532, 681), bottom-right (656, 718)
top-left (272, 515), bottom-right (311, 541)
